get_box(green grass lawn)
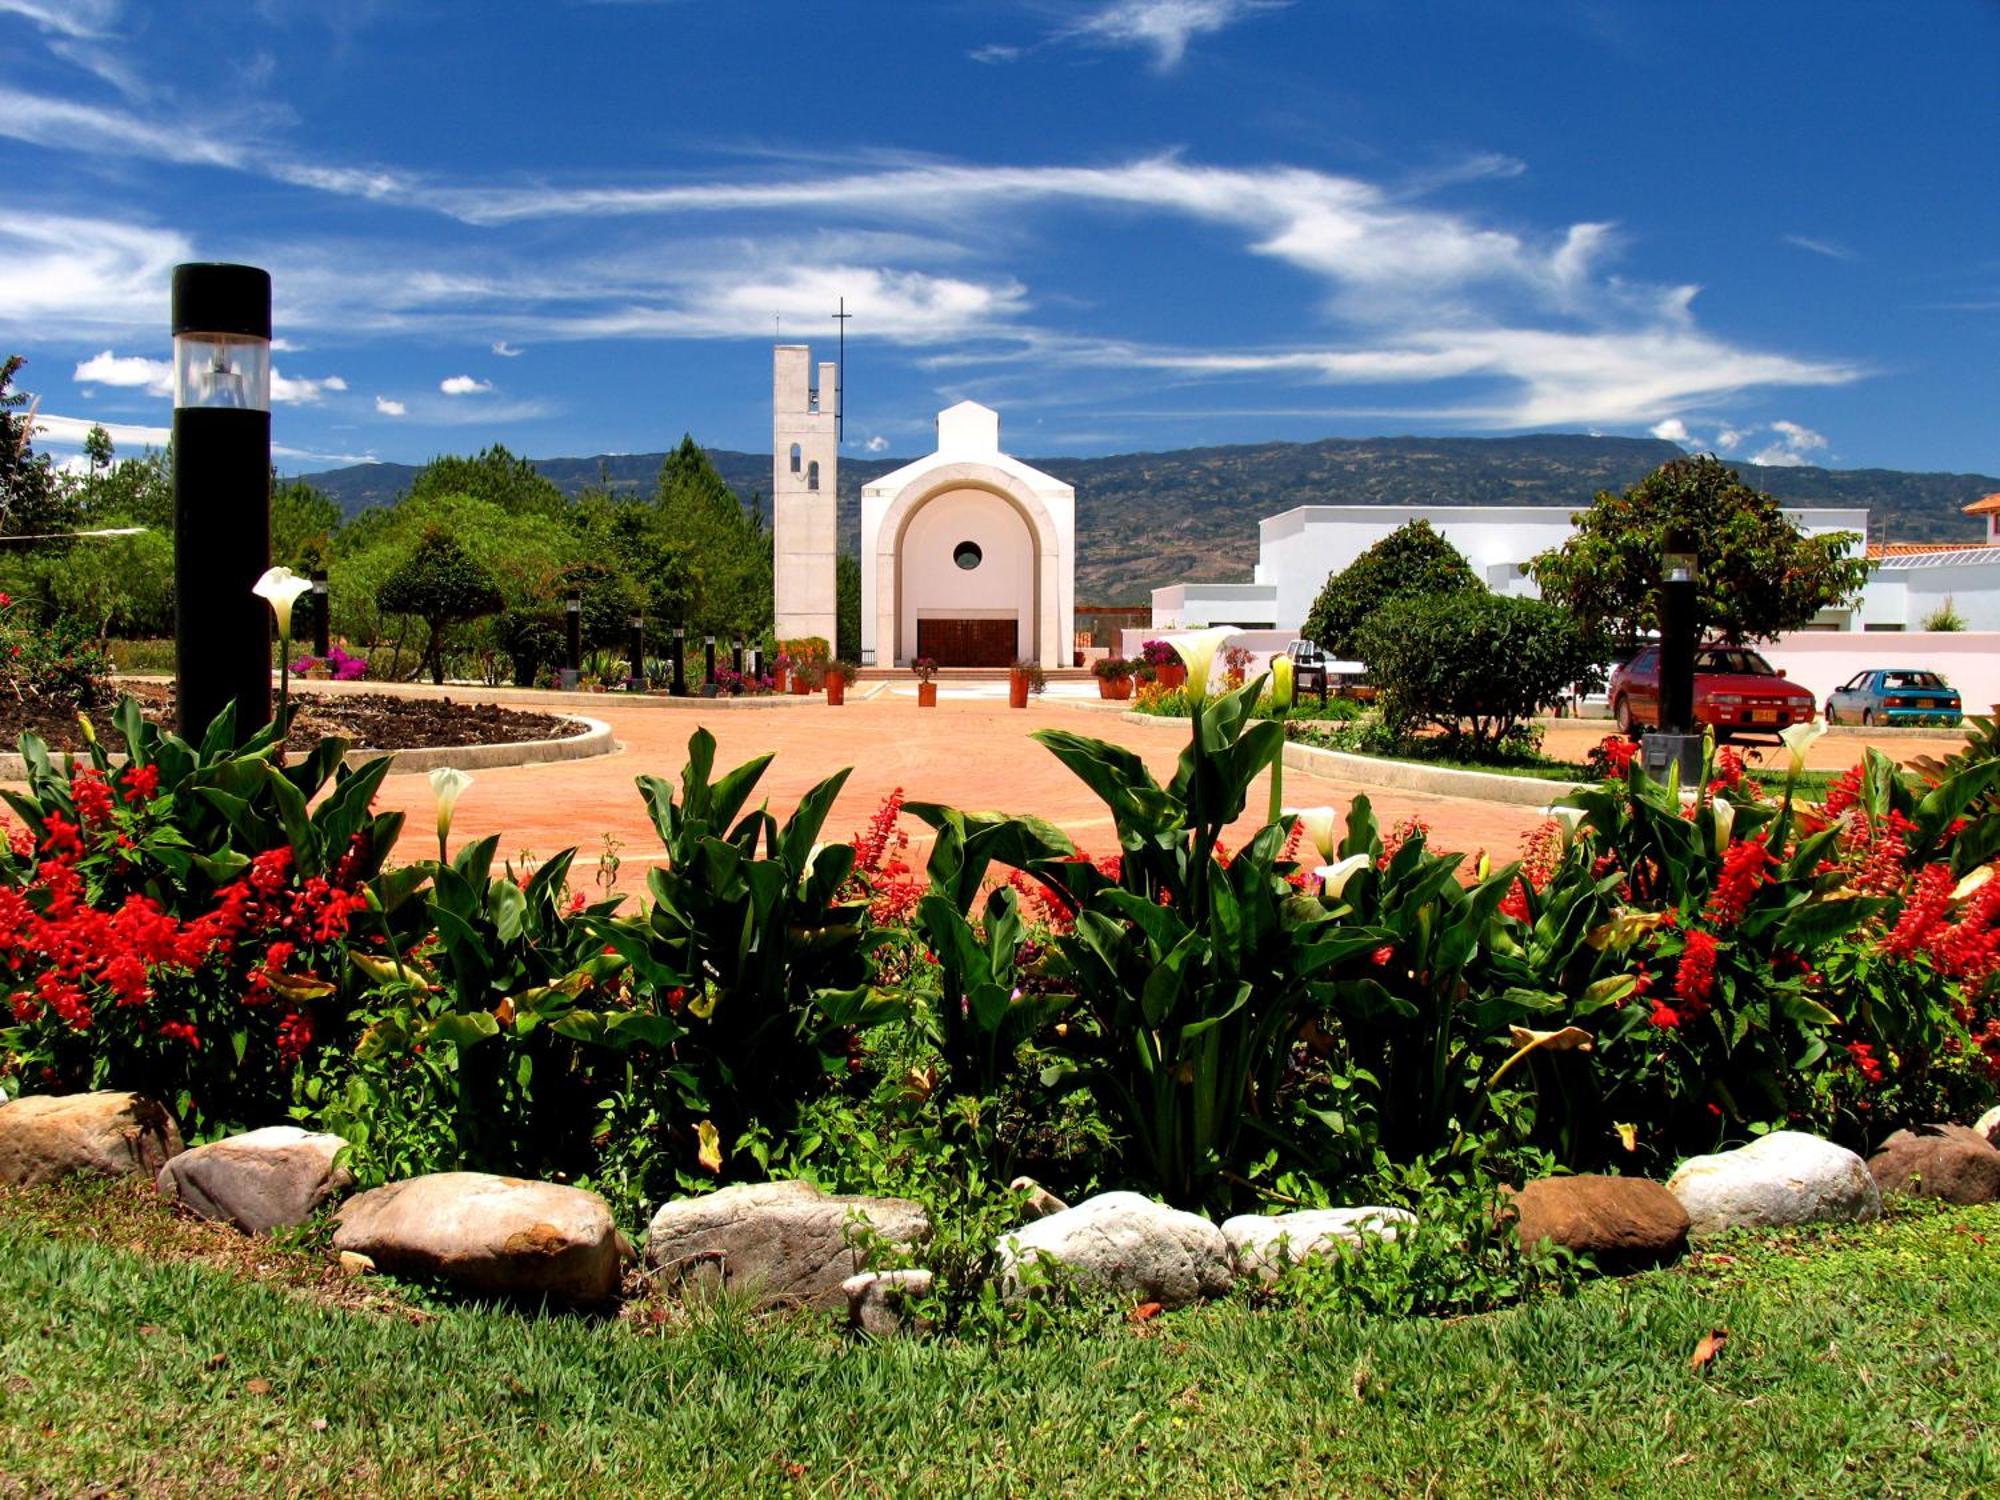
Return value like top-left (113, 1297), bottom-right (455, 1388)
top-left (1, 1182), bottom-right (1996, 1496)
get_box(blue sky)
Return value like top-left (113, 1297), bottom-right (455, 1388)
top-left (5, 0), bottom-right (1997, 478)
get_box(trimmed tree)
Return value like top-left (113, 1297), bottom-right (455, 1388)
top-left (1357, 591), bottom-right (1605, 754)
top-left (1301, 519), bottom-right (1480, 658)
top-left (1531, 455), bottom-right (1869, 647)
top-left (376, 528), bottom-right (504, 683)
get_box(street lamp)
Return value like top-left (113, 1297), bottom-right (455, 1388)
top-left (671, 624), bottom-right (687, 696)
top-left (627, 612), bottom-right (645, 693)
top-left (1644, 525), bottom-right (1704, 786)
top-left (172, 263), bottom-right (272, 741)
top-left (564, 592), bottom-right (582, 685)
top-left (310, 569), bottom-right (329, 659)
top-left (702, 633), bottom-right (717, 698)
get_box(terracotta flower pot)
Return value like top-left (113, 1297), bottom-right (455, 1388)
top-left (1009, 671), bottom-right (1030, 709)
top-left (773, 667), bottom-right (789, 694)
top-left (917, 681), bottom-right (938, 708)
top-left (826, 677), bottom-right (846, 706)
top-left (792, 675), bottom-right (812, 696)
top-left (1156, 663), bottom-right (1187, 691)
top-left (1109, 676), bottom-right (1133, 701)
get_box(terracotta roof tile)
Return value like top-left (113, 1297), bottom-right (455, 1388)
top-left (1965, 491), bottom-right (2000, 515)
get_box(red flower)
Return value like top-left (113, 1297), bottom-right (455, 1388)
top-left (1844, 1039), bottom-right (1885, 1084)
top-left (158, 1020), bottom-right (200, 1048)
top-left (1648, 1000), bottom-right (1682, 1029)
top-left (1704, 837), bottom-right (1773, 928)
top-left (1676, 929), bottom-right (1719, 1005)
top-left (274, 1010), bottom-right (314, 1063)
top-left (1882, 863), bottom-right (1955, 959)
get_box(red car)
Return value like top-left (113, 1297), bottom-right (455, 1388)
top-left (1608, 644), bottom-right (1817, 741)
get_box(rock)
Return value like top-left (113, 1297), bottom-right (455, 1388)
top-left (1221, 1207), bottom-right (1415, 1282)
top-left (998, 1191), bottom-right (1232, 1309)
top-left (156, 1126), bottom-right (353, 1234)
top-left (643, 1181), bottom-right (931, 1310)
top-left (1867, 1125), bottom-right (2000, 1205)
top-left (333, 1172), bottom-right (625, 1304)
top-left (1009, 1176), bottom-right (1070, 1221)
top-left (337, 1251), bottom-right (375, 1278)
top-left (1506, 1176), bottom-right (1688, 1266)
top-left (1974, 1105), bottom-right (2000, 1148)
top-left (1666, 1131), bottom-right (1881, 1236)
top-left (0, 1091), bottom-right (182, 1186)
top-left (842, 1268), bottom-right (935, 1336)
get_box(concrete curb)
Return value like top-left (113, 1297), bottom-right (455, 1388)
top-left (0, 716), bottom-right (615, 782)
top-left (111, 674), bottom-right (811, 712)
top-left (1115, 711), bottom-right (1583, 807)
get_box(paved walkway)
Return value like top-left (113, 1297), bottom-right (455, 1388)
top-left (373, 692), bottom-right (1552, 895)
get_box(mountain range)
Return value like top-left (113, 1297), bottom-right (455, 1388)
top-left (293, 435), bottom-right (2000, 604)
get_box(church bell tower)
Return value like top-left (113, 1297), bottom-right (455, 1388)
top-left (772, 345), bottom-right (839, 648)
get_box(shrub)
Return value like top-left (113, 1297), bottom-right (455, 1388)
top-left (0, 593), bottom-right (110, 709)
top-left (910, 657), bottom-right (939, 684)
top-left (1357, 591), bottom-right (1604, 754)
top-left (1090, 657), bottom-right (1133, 681)
top-left (1923, 596), bottom-right (1967, 632)
top-left (1302, 520), bottom-right (1480, 658)
top-left (376, 528), bottom-right (505, 685)
top-left (1011, 660), bottom-right (1048, 696)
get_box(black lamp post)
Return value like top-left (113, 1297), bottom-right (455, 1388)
top-left (1644, 525), bottom-right (1704, 786)
top-left (731, 635), bottom-right (745, 677)
top-left (564, 593), bottom-right (582, 680)
top-left (172, 263), bottom-right (272, 742)
top-left (703, 633), bottom-right (717, 697)
top-left (309, 568), bottom-right (329, 658)
top-left (627, 613), bottom-right (645, 692)
top-left (671, 625), bottom-right (687, 696)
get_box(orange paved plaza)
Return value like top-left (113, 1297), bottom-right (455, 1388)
top-left (370, 692), bottom-right (1554, 891)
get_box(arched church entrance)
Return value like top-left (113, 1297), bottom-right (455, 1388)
top-left (895, 485), bottom-right (1040, 666)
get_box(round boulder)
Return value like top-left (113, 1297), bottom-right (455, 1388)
top-left (1506, 1175), bottom-right (1689, 1267)
top-left (644, 1181), bottom-right (931, 1311)
top-left (1666, 1130), bottom-right (1881, 1237)
top-left (1867, 1125), bottom-right (2000, 1205)
top-left (998, 1191), bottom-right (1232, 1309)
top-left (1974, 1104), bottom-right (2000, 1148)
top-left (158, 1126), bottom-right (353, 1233)
top-left (1221, 1206), bottom-right (1414, 1283)
top-left (0, 1091), bottom-right (182, 1186)
top-left (333, 1172), bottom-right (625, 1304)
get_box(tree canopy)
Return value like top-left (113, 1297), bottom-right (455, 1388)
top-left (406, 444), bottom-right (568, 520)
top-left (1, 355), bottom-right (71, 538)
top-left (1531, 456), bottom-right (1870, 645)
top-left (1301, 519), bottom-right (1480, 658)
top-left (377, 527), bottom-right (505, 683)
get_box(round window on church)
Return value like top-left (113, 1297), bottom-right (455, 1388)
top-left (953, 541), bottom-right (983, 571)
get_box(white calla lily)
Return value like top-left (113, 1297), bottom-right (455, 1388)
top-left (1778, 718), bottom-right (1827, 773)
top-left (1288, 806), bottom-right (1342, 864)
top-left (1170, 626), bottom-right (1239, 700)
top-left (1711, 796), bottom-right (1735, 854)
top-left (429, 766), bottom-right (473, 861)
top-left (1315, 853), bottom-right (1372, 900)
top-left (1552, 806), bottom-right (1587, 848)
top-left (1954, 865), bottom-right (1995, 902)
top-left (252, 566), bottom-right (314, 641)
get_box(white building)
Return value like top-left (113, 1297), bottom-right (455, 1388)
top-left (771, 345), bottom-right (840, 647)
top-left (1151, 499), bottom-right (1999, 635)
top-left (858, 400), bottom-right (1076, 668)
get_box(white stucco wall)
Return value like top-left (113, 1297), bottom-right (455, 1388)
top-left (899, 487), bottom-right (1038, 661)
top-left (1758, 631), bottom-right (2000, 711)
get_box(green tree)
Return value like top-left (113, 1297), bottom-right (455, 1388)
top-left (836, 551), bottom-right (861, 662)
top-left (71, 447), bottom-right (171, 531)
top-left (376, 528), bottom-right (505, 683)
top-left (82, 424), bottom-right (113, 476)
top-left (1, 355), bottom-right (74, 538)
top-left (406, 444), bottom-right (567, 520)
top-left (654, 435), bottom-right (772, 636)
top-left (273, 479), bottom-right (342, 569)
top-left (1357, 591), bottom-right (1605, 754)
top-left (1301, 519), bottom-right (1480, 658)
top-left (1531, 456), bottom-right (1869, 646)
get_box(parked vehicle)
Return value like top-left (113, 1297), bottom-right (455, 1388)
top-left (1824, 668), bottom-right (1963, 727)
top-left (1607, 643), bottom-right (1816, 741)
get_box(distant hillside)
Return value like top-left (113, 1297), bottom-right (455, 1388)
top-left (294, 436), bottom-right (2000, 603)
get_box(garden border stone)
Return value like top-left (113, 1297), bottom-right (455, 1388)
top-left (0, 1091), bottom-right (182, 1186)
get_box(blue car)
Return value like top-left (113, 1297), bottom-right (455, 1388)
top-left (1824, 668), bottom-right (1963, 727)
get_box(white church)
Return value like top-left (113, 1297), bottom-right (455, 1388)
top-left (770, 344), bottom-right (1076, 668)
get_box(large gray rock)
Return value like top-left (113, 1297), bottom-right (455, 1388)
top-left (157, 1126), bottom-right (353, 1233)
top-left (1974, 1105), bottom-right (2000, 1147)
top-left (1868, 1125), bottom-right (2000, 1205)
top-left (999, 1191), bottom-right (1232, 1309)
top-left (1221, 1206), bottom-right (1414, 1282)
top-left (333, 1172), bottom-right (625, 1304)
top-left (841, 1268), bottom-right (935, 1337)
top-left (643, 1181), bottom-right (931, 1310)
top-left (1667, 1131), bottom-right (1881, 1236)
top-left (0, 1091), bottom-right (181, 1186)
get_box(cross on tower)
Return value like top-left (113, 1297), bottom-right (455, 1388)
top-left (832, 296), bottom-right (851, 441)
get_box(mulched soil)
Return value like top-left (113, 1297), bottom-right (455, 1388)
top-left (1, 683), bottom-right (570, 756)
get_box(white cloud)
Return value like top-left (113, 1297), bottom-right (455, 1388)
top-left (0, 214), bottom-right (188, 338)
top-left (1783, 234), bottom-right (1857, 262)
top-left (1747, 418), bottom-right (1829, 467)
top-left (439, 374), bottom-right (492, 396)
top-left (270, 368), bottom-right (338, 403)
top-left (0, 0), bottom-right (121, 40)
top-left (73, 349), bottom-right (172, 395)
top-left (491, 340), bottom-right (524, 357)
top-left (864, 434), bottom-right (890, 452)
top-left (969, 43), bottom-right (1023, 64)
top-left (1650, 418), bottom-right (1691, 443)
top-left (321, 374), bottom-right (348, 391)
top-left (1065, 0), bottom-right (1287, 70)
top-left (374, 396), bottom-right (407, 416)
top-left (32, 411), bottom-right (169, 449)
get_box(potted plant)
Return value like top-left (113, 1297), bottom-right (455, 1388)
top-left (781, 635), bottom-right (829, 694)
top-left (1092, 656), bottom-right (1135, 701)
top-left (793, 659), bottom-right (826, 697)
top-left (1008, 658), bottom-right (1046, 709)
top-left (911, 656), bottom-right (940, 708)
top-left (825, 659), bottom-right (858, 706)
top-left (771, 652), bottom-right (792, 694)
top-left (1222, 644), bottom-right (1253, 689)
top-left (1142, 639), bottom-right (1186, 691)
